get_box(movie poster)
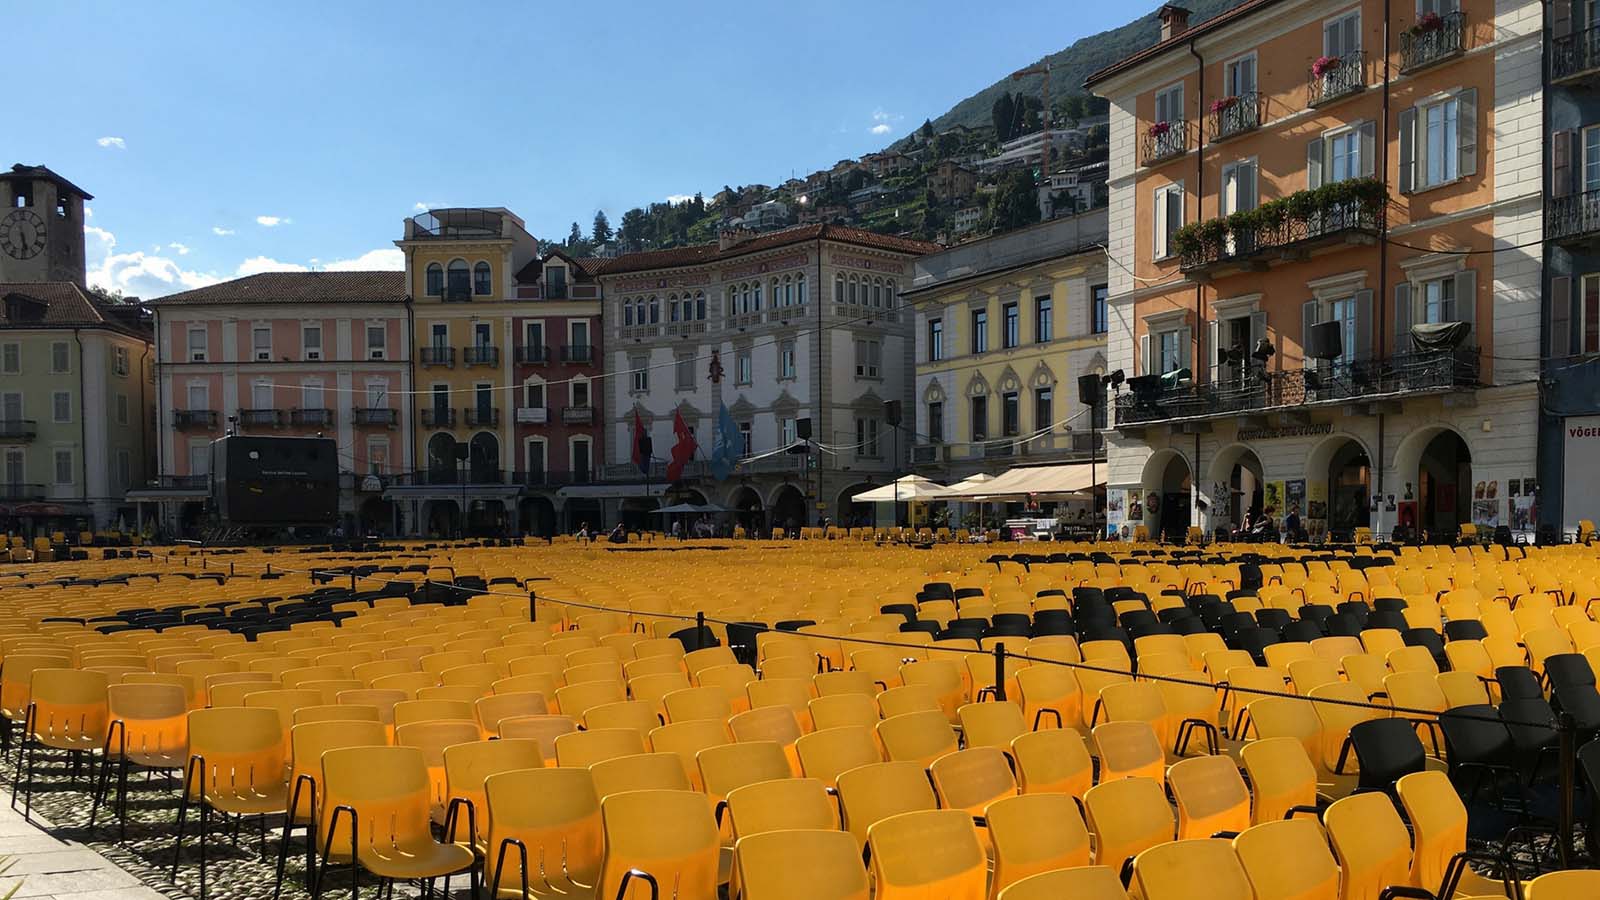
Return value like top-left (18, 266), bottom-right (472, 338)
top-left (1264, 481), bottom-right (1285, 516)
top-left (1472, 499), bottom-right (1499, 529)
top-left (1105, 489), bottom-right (1126, 539)
top-left (1286, 480), bottom-right (1306, 516)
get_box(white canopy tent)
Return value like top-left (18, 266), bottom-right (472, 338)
top-left (850, 474), bottom-right (956, 503)
top-left (943, 462), bottom-right (1104, 500)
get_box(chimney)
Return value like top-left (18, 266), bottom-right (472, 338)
top-left (719, 227), bottom-right (757, 251)
top-left (1158, 4), bottom-right (1191, 41)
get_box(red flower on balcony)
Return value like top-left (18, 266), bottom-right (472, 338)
top-left (1209, 96), bottom-right (1238, 115)
top-left (1413, 11), bottom-right (1443, 33)
top-left (1312, 55), bottom-right (1342, 77)
top-left (1147, 120), bottom-right (1171, 138)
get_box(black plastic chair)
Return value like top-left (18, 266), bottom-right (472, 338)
top-left (1322, 613), bottom-right (1362, 638)
top-left (1366, 611), bottom-right (1409, 632)
top-left (1443, 619), bottom-right (1489, 643)
top-left (952, 587), bottom-right (986, 602)
top-left (1499, 697), bottom-right (1561, 785)
top-left (1281, 619), bottom-right (1324, 643)
top-left (1440, 704), bottom-right (1516, 802)
top-left (725, 622), bottom-right (767, 667)
top-left (1495, 666), bottom-right (1544, 701)
top-left (1337, 717), bottom-right (1427, 797)
top-left (1298, 604), bottom-right (1334, 625)
top-left (879, 604), bottom-right (918, 623)
top-left (1336, 601), bottom-right (1371, 625)
top-left (1373, 598), bottom-right (1409, 614)
top-left (900, 620), bottom-right (940, 638)
top-left (1403, 628), bottom-right (1447, 661)
top-left (1546, 654), bottom-right (1600, 734)
top-left (1233, 628), bottom-right (1281, 665)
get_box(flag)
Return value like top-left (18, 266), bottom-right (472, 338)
top-left (631, 411), bottom-right (653, 474)
top-left (711, 403), bottom-right (740, 481)
top-left (665, 409), bottom-right (697, 482)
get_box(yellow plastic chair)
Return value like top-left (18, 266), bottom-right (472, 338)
top-left (1167, 754), bottom-right (1251, 839)
top-left (809, 693), bottom-right (880, 731)
top-left (1396, 770), bottom-right (1517, 900)
top-left (1233, 817), bottom-right (1340, 900)
top-left (92, 681), bottom-right (189, 837)
top-left (867, 809), bottom-right (986, 899)
top-left (591, 751), bottom-right (694, 799)
top-left (554, 727), bottom-right (647, 768)
top-left (174, 707), bottom-right (291, 900)
top-left (928, 746), bottom-right (1018, 821)
top-left (835, 760), bottom-right (938, 850)
top-left (395, 719), bottom-right (482, 824)
top-left (986, 792), bottom-right (1091, 899)
top-left (726, 776), bottom-right (838, 838)
top-left (876, 709), bottom-right (957, 767)
top-left (997, 866), bottom-right (1130, 900)
top-left (1011, 728), bottom-right (1093, 800)
top-left (16, 667), bottom-right (110, 815)
top-left (957, 701), bottom-right (1027, 750)
top-left (1239, 736), bottom-right (1320, 825)
top-left (497, 714), bottom-right (576, 765)
top-left (483, 767), bottom-right (603, 899)
top-left (1132, 838), bottom-right (1253, 900)
top-left (648, 719), bottom-right (734, 789)
top-left (1524, 871), bottom-right (1600, 900)
top-left (735, 829), bottom-right (868, 900)
top-left (1325, 790), bottom-right (1414, 900)
top-left (1091, 720), bottom-right (1166, 783)
top-left (1083, 775), bottom-right (1174, 875)
top-left (796, 725), bottom-right (883, 790)
top-left (440, 737), bottom-right (544, 854)
top-left (596, 789), bottom-right (720, 900)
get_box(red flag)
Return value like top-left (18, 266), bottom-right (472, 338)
top-left (666, 410), bottom-right (697, 482)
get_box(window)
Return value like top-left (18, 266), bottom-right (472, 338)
top-left (367, 440), bottom-right (388, 475)
top-left (1153, 182), bottom-right (1184, 259)
top-left (753, 282), bottom-right (763, 310)
top-left (425, 263), bottom-right (443, 296)
top-left (1034, 297), bottom-right (1053, 343)
top-left (971, 309), bottom-right (989, 354)
top-left (1002, 302), bottom-right (1020, 349)
top-left (779, 341), bottom-right (797, 378)
top-left (854, 339), bottom-right (882, 378)
top-left (1329, 130), bottom-right (1361, 184)
top-left (1310, 121), bottom-right (1375, 188)
top-left (431, 385), bottom-right (450, 418)
top-left (669, 294), bottom-right (681, 323)
top-left (834, 274), bottom-right (845, 303)
top-left (188, 443), bottom-right (209, 477)
top-left (1581, 274), bottom-right (1600, 354)
top-left (624, 300), bottom-right (635, 327)
top-left (736, 350), bottom-right (753, 385)
top-left (1001, 391), bottom-right (1020, 436)
top-left (1159, 330), bottom-right (1183, 374)
top-left (1035, 387), bottom-right (1053, 432)
top-left (1425, 98), bottom-right (1458, 187)
top-left (49, 341), bottom-right (69, 373)
top-left (3, 449), bottom-right (21, 488)
top-left (970, 396), bottom-right (988, 441)
top-left (927, 401), bottom-right (944, 443)
top-left (366, 324), bottom-right (386, 360)
top-left (252, 326), bottom-right (272, 361)
top-left (1144, 324), bottom-right (1191, 375)
top-left (115, 450), bottom-right (130, 492)
top-left (1155, 82), bottom-right (1184, 126)
top-left (302, 323), bottom-right (323, 361)
top-left (301, 380), bottom-right (324, 411)
top-left (928, 318), bottom-right (944, 361)
top-left (0, 392), bottom-right (18, 427)
top-left (1092, 284), bottom-right (1109, 334)
top-left (1220, 159), bottom-right (1257, 216)
top-left (675, 354), bottom-right (695, 391)
top-left (523, 379), bottom-right (545, 409)
top-left (252, 381), bottom-right (273, 409)
top-left (1327, 294), bottom-right (1360, 365)
top-left (648, 296), bottom-right (659, 323)
top-left (545, 265), bottom-right (567, 298)
top-left (475, 384), bottom-right (493, 419)
top-left (446, 259), bottom-right (470, 297)
top-left (1324, 9), bottom-right (1360, 57)
top-left (571, 438), bottom-right (592, 480)
top-left (0, 343), bottom-right (15, 374)
top-left (572, 378), bottom-right (591, 407)
top-left (51, 390), bottom-right (69, 423)
top-left (54, 449), bottom-right (73, 485)
top-left (115, 392), bottom-right (129, 425)
top-left (872, 280), bottom-right (883, 307)
top-left (1421, 276), bottom-right (1456, 324)
top-left (524, 321), bottom-right (544, 357)
top-left (739, 421), bottom-right (753, 456)
top-left (570, 321), bottom-right (590, 354)
top-left (430, 323), bottom-right (448, 350)
top-left (365, 381), bottom-right (387, 408)
top-left (473, 261), bottom-right (492, 295)
top-left (781, 417), bottom-right (797, 446)
top-left (629, 356), bottom-right (649, 393)
top-left (186, 382), bottom-right (209, 410)
top-left (113, 345), bottom-right (129, 375)
top-left (1224, 54), bottom-right (1256, 100)
top-left (473, 322), bottom-right (492, 349)
top-left (1419, 0), bottom-right (1458, 16)
top-left (696, 291), bottom-right (708, 318)
top-left (1402, 91), bottom-right (1476, 192)
top-left (525, 439), bottom-right (547, 483)
top-left (855, 418), bottom-right (880, 458)
top-left (187, 327), bottom-right (207, 362)
top-left (796, 276), bottom-right (808, 305)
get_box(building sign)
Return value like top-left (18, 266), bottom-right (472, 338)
top-left (1562, 416), bottom-right (1600, 531)
top-left (830, 253), bottom-right (906, 275)
top-left (722, 253), bottom-right (809, 280)
top-left (612, 273), bottom-right (712, 292)
top-left (1236, 423), bottom-right (1333, 442)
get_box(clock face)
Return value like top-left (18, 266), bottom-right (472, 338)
top-left (0, 209), bottom-right (47, 260)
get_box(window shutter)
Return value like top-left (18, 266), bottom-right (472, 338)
top-left (1453, 269), bottom-right (1477, 339)
top-left (1141, 333), bottom-right (1154, 376)
top-left (1457, 89), bottom-right (1477, 178)
top-left (1176, 326), bottom-right (1192, 373)
top-left (1167, 188), bottom-right (1184, 245)
top-left (1324, 20), bottom-right (1341, 56)
top-left (1307, 137), bottom-right (1325, 190)
top-left (1399, 109), bottom-right (1417, 194)
top-left (1395, 283), bottom-right (1413, 354)
top-left (1241, 162), bottom-right (1258, 211)
top-left (1554, 0), bottom-right (1574, 40)
top-left (1302, 300), bottom-right (1321, 364)
top-left (1353, 289), bottom-right (1374, 361)
top-left (1359, 122), bottom-right (1377, 179)
top-left (1153, 189), bottom-right (1168, 258)
top-left (1553, 130), bottom-right (1575, 199)
top-left (1552, 275), bottom-right (1573, 357)
top-left (1208, 319), bottom-right (1221, 384)
top-left (1249, 310), bottom-right (1267, 354)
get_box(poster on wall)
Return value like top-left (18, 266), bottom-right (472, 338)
top-left (1512, 495), bottom-right (1537, 533)
top-left (1563, 416), bottom-right (1600, 531)
top-left (1286, 480), bottom-right (1306, 516)
top-left (1397, 500), bottom-right (1418, 535)
top-left (1264, 481), bottom-right (1285, 516)
top-left (1105, 490), bottom-right (1126, 540)
top-left (1472, 499), bottom-right (1500, 529)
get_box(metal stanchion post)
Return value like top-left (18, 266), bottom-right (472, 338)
top-left (529, 591), bottom-right (536, 624)
top-left (993, 643), bottom-right (1008, 702)
top-left (696, 611), bottom-right (707, 650)
top-left (1558, 711), bottom-right (1577, 868)
top-left (265, 563), bottom-right (271, 576)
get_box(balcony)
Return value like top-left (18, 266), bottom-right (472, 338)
top-left (561, 406), bottom-right (596, 425)
top-left (173, 410), bottom-right (218, 430)
top-left (515, 407), bottom-right (549, 425)
top-left (1400, 11), bottom-right (1466, 74)
top-left (1176, 179), bottom-right (1385, 277)
top-left (1307, 51), bottom-right (1364, 107)
top-left (1207, 92), bottom-right (1262, 143)
top-left (420, 346), bottom-right (455, 368)
top-left (0, 420), bottom-right (39, 442)
top-left (421, 407), bottom-right (456, 428)
top-left (464, 345), bottom-right (500, 367)
top-left (1114, 349), bottom-right (1480, 427)
top-left (465, 407), bottom-right (500, 427)
top-left (389, 468), bottom-right (510, 487)
top-left (983, 440), bottom-right (1016, 459)
top-left (516, 344), bottom-right (551, 365)
top-left (911, 444), bottom-right (947, 465)
top-left (408, 209), bottom-right (506, 241)
top-left (353, 407), bottom-right (398, 427)
top-left (1553, 26), bottom-right (1600, 84)
top-left (1141, 120), bottom-right (1188, 166)
top-left (442, 285), bottom-right (473, 304)
top-left (291, 408), bottom-right (334, 428)
top-left (140, 475), bottom-right (209, 492)
top-left (544, 282), bottom-right (568, 300)
top-left (561, 345), bottom-right (595, 364)
top-left (238, 409), bottom-right (282, 428)
top-left (1546, 190), bottom-right (1600, 244)
top-left (0, 483), bottom-right (45, 501)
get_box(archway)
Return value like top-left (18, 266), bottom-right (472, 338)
top-left (465, 499), bottom-right (504, 536)
top-left (770, 485), bottom-right (807, 534)
top-left (565, 499), bottom-right (602, 534)
top-left (1417, 430), bottom-right (1472, 539)
top-left (519, 497), bottom-right (556, 537)
top-left (1139, 449), bottom-right (1192, 542)
top-left (730, 486), bottom-right (765, 536)
top-left (421, 499), bottom-right (459, 538)
top-left (1305, 434), bottom-right (1373, 540)
top-left (469, 432), bottom-right (499, 483)
top-left (836, 482), bottom-right (876, 530)
top-left (1206, 444), bottom-right (1264, 536)
top-left (358, 497), bottom-right (395, 537)
top-left (427, 434), bottom-right (458, 484)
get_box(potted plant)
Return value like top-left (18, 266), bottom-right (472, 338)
top-left (1412, 10), bottom-right (1443, 34)
top-left (1148, 120), bottom-right (1171, 138)
top-left (1171, 222), bottom-right (1203, 259)
top-left (1312, 55), bottom-right (1342, 78)
top-left (1210, 96), bottom-right (1238, 115)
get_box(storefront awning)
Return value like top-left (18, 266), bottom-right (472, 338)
top-left (943, 463), bottom-right (1105, 500)
top-left (556, 483), bottom-right (669, 500)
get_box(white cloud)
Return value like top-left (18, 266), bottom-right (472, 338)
top-left (83, 206), bottom-right (93, 218)
top-left (869, 108), bottom-right (901, 136)
top-left (235, 256), bottom-right (308, 276)
top-left (96, 136), bottom-right (126, 149)
top-left (212, 226), bottom-right (234, 236)
top-left (85, 225), bottom-right (221, 297)
top-left (255, 215), bottom-right (290, 227)
top-left (870, 124), bottom-right (892, 135)
top-left (665, 194), bottom-right (694, 204)
top-left (321, 248), bottom-right (404, 271)
top-left (168, 242), bottom-right (191, 255)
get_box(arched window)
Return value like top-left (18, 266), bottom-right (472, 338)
top-left (753, 281), bottom-right (763, 310)
top-left (872, 278), bottom-right (883, 307)
top-left (446, 259), bottom-right (469, 298)
top-left (783, 276), bottom-right (793, 306)
top-left (742, 284), bottom-right (752, 313)
top-left (834, 274), bottom-right (844, 303)
top-left (648, 295), bottom-right (660, 324)
top-left (624, 299), bottom-right (635, 327)
top-left (848, 276), bottom-right (858, 304)
top-left (771, 278), bottom-right (781, 307)
top-left (425, 263), bottom-right (443, 296)
top-left (886, 279), bottom-right (896, 306)
top-left (695, 291), bottom-right (707, 320)
top-left (797, 274), bottom-right (808, 305)
top-left (473, 261), bottom-right (492, 295)
top-left (668, 294), bottom-right (680, 322)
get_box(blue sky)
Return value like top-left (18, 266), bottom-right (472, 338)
top-left (11, 1), bottom-right (1132, 298)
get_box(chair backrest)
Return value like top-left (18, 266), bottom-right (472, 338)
top-left (442, 737), bottom-right (545, 843)
top-left (584, 700), bottom-right (664, 739)
top-left (1395, 769), bottom-right (1471, 892)
top-left (289, 719), bottom-right (389, 819)
top-left (318, 746), bottom-right (435, 860)
top-left (735, 829), bottom-right (868, 900)
top-left (293, 704), bottom-right (381, 726)
top-left (995, 866), bottom-right (1129, 900)
top-left (1167, 754), bottom-right (1251, 839)
top-left (553, 727), bottom-right (647, 768)
top-left (876, 709), bottom-right (957, 767)
top-left (726, 776), bottom-right (836, 838)
top-left (867, 809), bottom-right (986, 899)
top-left (986, 792), bottom-right (1091, 900)
top-left (475, 691), bottom-right (549, 736)
top-left (697, 740), bottom-right (791, 807)
top-left (27, 667), bottom-right (110, 744)
top-left (497, 714), bottom-right (576, 764)
top-left (809, 693), bottom-right (880, 731)
top-left (1233, 818), bottom-right (1340, 900)
top-left (1083, 776), bottom-right (1174, 875)
top-left (1010, 728), bottom-right (1093, 800)
top-left (956, 701), bottom-right (1027, 750)
top-left (186, 706), bottom-right (287, 801)
top-left (836, 760), bottom-right (938, 849)
top-left (1239, 736), bottom-right (1318, 825)
top-left (483, 767), bottom-right (603, 895)
top-left (646, 719), bottom-right (733, 789)
top-left (796, 725), bottom-right (883, 789)
top-left (928, 746), bottom-right (1018, 818)
top-left (1091, 720), bottom-right (1165, 783)
top-left (596, 790), bottom-right (720, 900)
top-left (1132, 838), bottom-right (1254, 900)
top-left (1324, 790), bottom-right (1413, 900)
top-left (395, 719), bottom-right (483, 814)
top-left (590, 751), bottom-right (693, 798)
top-left (107, 682), bottom-right (188, 761)
top-left (1524, 871), bottom-right (1600, 900)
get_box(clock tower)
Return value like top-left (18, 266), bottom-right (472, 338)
top-left (0, 164), bottom-right (91, 286)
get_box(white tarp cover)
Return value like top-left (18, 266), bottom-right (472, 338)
top-left (942, 463), bottom-right (1104, 499)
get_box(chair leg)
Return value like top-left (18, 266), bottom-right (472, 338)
top-left (170, 785), bottom-right (191, 881)
top-left (273, 812), bottom-right (295, 900)
top-left (89, 751), bottom-right (113, 828)
top-left (116, 758), bottom-right (130, 843)
top-left (198, 800), bottom-right (209, 900)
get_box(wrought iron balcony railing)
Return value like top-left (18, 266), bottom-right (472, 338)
top-left (561, 345), bottom-right (595, 364)
top-left (353, 407), bottom-right (398, 427)
top-left (516, 344), bottom-right (551, 364)
top-left (1178, 187), bottom-right (1385, 274)
top-left (1141, 120), bottom-right (1188, 166)
top-left (0, 420), bottom-right (39, 441)
top-left (1208, 92), bottom-right (1262, 142)
top-left (421, 407), bottom-right (456, 428)
top-left (464, 345), bottom-right (500, 367)
top-left (465, 407), bottom-right (500, 427)
top-left (1553, 26), bottom-right (1600, 83)
top-left (1546, 189), bottom-right (1600, 243)
top-left (291, 408), bottom-right (334, 427)
top-left (420, 346), bottom-right (455, 367)
top-left (238, 409), bottom-right (281, 428)
top-left (1307, 51), bottom-right (1364, 107)
top-left (1400, 11), bottom-right (1466, 73)
top-left (173, 410), bottom-right (218, 430)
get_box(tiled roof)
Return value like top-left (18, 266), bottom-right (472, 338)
top-left (594, 224), bottom-right (941, 275)
top-left (0, 281), bottom-right (148, 336)
top-left (1, 163), bottom-right (94, 201)
top-left (148, 271), bottom-right (407, 306)
top-left (1083, 0), bottom-right (1280, 89)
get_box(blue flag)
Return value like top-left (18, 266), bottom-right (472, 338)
top-left (711, 403), bottom-right (739, 481)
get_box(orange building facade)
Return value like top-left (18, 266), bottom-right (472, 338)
top-left (1089, 0), bottom-right (1542, 542)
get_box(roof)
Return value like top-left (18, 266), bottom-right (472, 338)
top-left (593, 224), bottom-right (941, 276)
top-left (0, 282), bottom-right (147, 336)
top-left (148, 271), bottom-right (407, 306)
top-left (1, 164), bottom-right (94, 201)
top-left (1083, 0), bottom-right (1279, 89)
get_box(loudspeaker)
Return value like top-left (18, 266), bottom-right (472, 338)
top-left (1077, 373), bottom-right (1103, 407)
top-left (212, 435), bottom-right (339, 526)
top-left (1306, 320), bottom-right (1345, 361)
top-left (796, 417), bottom-right (812, 439)
top-left (883, 401), bottom-right (902, 427)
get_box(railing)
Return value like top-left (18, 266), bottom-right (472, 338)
top-left (544, 282), bottom-right (568, 300)
top-left (515, 407), bottom-right (549, 425)
top-left (1141, 120), bottom-right (1188, 166)
top-left (516, 345), bottom-right (551, 364)
top-left (1308, 51), bottom-right (1364, 107)
top-left (984, 440), bottom-right (1016, 459)
top-left (465, 407), bottom-right (500, 427)
top-left (353, 407), bottom-right (398, 427)
top-left (1545, 189), bottom-right (1600, 243)
top-left (291, 408), bottom-right (334, 427)
top-left (0, 483), bottom-right (46, 501)
top-left (911, 444), bottom-right (944, 465)
top-left (443, 284), bottom-right (473, 303)
top-left (408, 209), bottom-right (505, 240)
top-left (1400, 11), bottom-right (1466, 73)
top-left (1178, 188), bottom-right (1385, 273)
top-left (0, 419), bottom-right (39, 441)
top-left (510, 470), bottom-right (598, 486)
top-left (1553, 26), bottom-right (1600, 83)
top-left (143, 475), bottom-right (208, 491)
top-left (561, 345), bottom-right (595, 364)
top-left (238, 409), bottom-right (281, 428)
top-left (172, 410), bottom-right (218, 430)
top-left (1114, 348), bottom-right (1480, 426)
top-left (421, 407), bottom-right (456, 428)
top-left (389, 468), bottom-right (511, 487)
top-left (464, 345), bottom-right (500, 367)
top-left (420, 346), bottom-right (455, 367)
top-left (1208, 92), bottom-right (1262, 142)
top-left (562, 406), bottom-right (596, 425)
